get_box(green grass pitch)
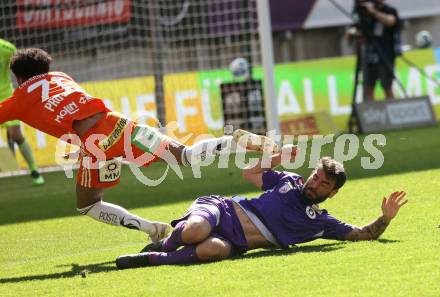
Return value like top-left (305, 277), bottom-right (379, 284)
top-left (1, 126), bottom-right (440, 297)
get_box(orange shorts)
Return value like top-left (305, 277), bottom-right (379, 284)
top-left (76, 112), bottom-right (171, 188)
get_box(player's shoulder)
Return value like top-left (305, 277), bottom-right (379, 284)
top-left (281, 171), bottom-right (304, 187)
top-left (0, 39), bottom-right (16, 51)
top-left (48, 71), bottom-right (74, 80)
top-left (281, 171), bottom-right (303, 180)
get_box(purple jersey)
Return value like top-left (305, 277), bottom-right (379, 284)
top-left (236, 170), bottom-right (354, 248)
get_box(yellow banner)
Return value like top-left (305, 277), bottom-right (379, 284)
top-left (164, 72), bottom-right (208, 142)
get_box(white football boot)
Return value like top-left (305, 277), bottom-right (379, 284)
top-left (232, 129), bottom-right (279, 154)
top-left (149, 222), bottom-right (171, 243)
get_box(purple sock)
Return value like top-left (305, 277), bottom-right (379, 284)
top-left (148, 246), bottom-right (199, 266)
top-left (161, 221), bottom-right (186, 252)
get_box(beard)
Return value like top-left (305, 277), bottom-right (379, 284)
top-left (302, 186), bottom-right (329, 204)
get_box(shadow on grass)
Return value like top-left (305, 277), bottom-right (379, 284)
top-left (237, 242), bottom-right (347, 261)
top-left (102, 240), bottom-right (401, 271)
top-left (0, 261), bottom-right (116, 284)
top-left (236, 239), bottom-right (402, 261)
top-left (116, 242), bottom-right (348, 271)
top-left (377, 238), bottom-right (401, 244)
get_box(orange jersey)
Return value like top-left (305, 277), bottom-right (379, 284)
top-left (0, 72), bottom-right (108, 138)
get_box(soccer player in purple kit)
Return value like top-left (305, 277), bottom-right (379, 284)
top-left (116, 145), bottom-right (408, 269)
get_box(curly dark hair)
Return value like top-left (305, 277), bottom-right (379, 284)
top-left (315, 157), bottom-right (346, 189)
top-left (10, 48), bottom-right (52, 83)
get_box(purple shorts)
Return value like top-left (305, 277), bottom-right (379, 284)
top-left (171, 195), bottom-right (248, 255)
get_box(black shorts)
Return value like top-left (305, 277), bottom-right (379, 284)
top-left (363, 62), bottom-right (395, 90)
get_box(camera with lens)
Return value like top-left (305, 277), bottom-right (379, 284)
top-left (353, 0), bottom-right (376, 36)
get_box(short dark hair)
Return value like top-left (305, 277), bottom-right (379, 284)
top-left (315, 157), bottom-right (346, 189)
top-left (10, 48), bottom-right (52, 82)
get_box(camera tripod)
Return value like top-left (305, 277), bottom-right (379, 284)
top-left (348, 36), bottom-right (408, 133)
top-left (328, 0), bottom-right (408, 133)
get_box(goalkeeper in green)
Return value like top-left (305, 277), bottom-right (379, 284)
top-left (0, 38), bottom-right (44, 185)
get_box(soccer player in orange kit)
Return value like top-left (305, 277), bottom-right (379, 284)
top-left (0, 48), bottom-right (241, 243)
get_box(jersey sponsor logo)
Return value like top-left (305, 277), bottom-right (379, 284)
top-left (44, 94), bottom-right (66, 112)
top-left (306, 206), bottom-right (316, 219)
top-left (279, 182), bottom-right (294, 194)
top-left (131, 125), bottom-right (164, 154)
top-left (98, 118), bottom-right (129, 151)
top-left (98, 159), bottom-right (122, 183)
top-left (43, 93), bottom-right (91, 112)
top-left (79, 95), bottom-right (93, 104)
top-left (98, 211), bottom-right (119, 224)
top-left (54, 102), bottom-right (79, 123)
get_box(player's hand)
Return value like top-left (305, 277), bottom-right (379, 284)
top-left (382, 191), bottom-right (408, 221)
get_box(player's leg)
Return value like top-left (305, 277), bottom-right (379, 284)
top-left (131, 124), bottom-right (233, 166)
top-left (141, 211), bottom-right (214, 253)
top-left (75, 184), bottom-right (170, 242)
top-left (132, 124), bottom-right (279, 166)
top-left (140, 196), bottom-right (223, 253)
top-left (160, 214), bottom-right (213, 252)
top-left (130, 115), bottom-right (275, 167)
top-left (379, 63), bottom-right (395, 100)
top-left (7, 123), bottom-right (44, 185)
top-left (148, 237), bottom-right (231, 265)
top-left (6, 129), bottom-right (15, 155)
top-left (179, 130), bottom-right (280, 163)
top-left (195, 236), bottom-right (232, 261)
top-left (116, 236), bottom-right (232, 269)
top-left (363, 63), bottom-right (379, 101)
top-left (178, 136), bottom-right (234, 166)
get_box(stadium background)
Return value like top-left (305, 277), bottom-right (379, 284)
top-left (1, 0), bottom-right (439, 167)
top-left (1, 2), bottom-right (440, 296)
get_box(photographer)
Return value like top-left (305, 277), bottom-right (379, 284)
top-left (355, 0), bottom-right (401, 100)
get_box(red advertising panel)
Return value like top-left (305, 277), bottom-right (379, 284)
top-left (16, 0), bottom-right (131, 29)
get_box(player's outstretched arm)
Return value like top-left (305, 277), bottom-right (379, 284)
top-left (242, 145), bottom-right (297, 188)
top-left (344, 191), bottom-right (408, 241)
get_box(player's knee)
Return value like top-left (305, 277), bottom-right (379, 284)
top-left (75, 186), bottom-right (103, 209)
top-left (9, 128), bottom-right (24, 144)
top-left (196, 238), bottom-right (231, 262)
top-left (181, 216), bottom-right (212, 243)
top-left (76, 195), bottom-right (101, 210)
top-left (76, 200), bottom-right (100, 215)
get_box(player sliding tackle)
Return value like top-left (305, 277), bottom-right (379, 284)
top-left (116, 146), bottom-right (408, 269)
top-left (0, 48), bottom-right (276, 243)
